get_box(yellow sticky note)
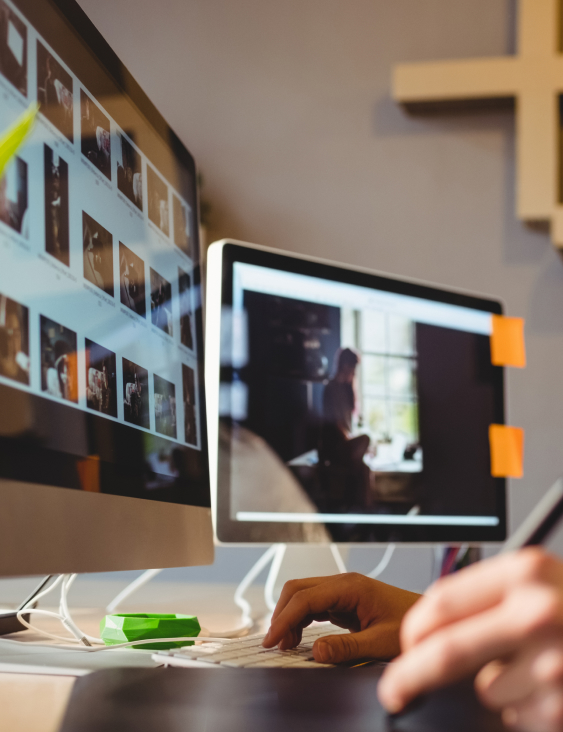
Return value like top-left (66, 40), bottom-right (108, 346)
top-left (489, 424), bottom-right (524, 478)
top-left (0, 103), bottom-right (39, 178)
top-left (491, 315), bottom-right (526, 368)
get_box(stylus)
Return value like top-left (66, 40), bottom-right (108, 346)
top-left (501, 477), bottom-right (563, 553)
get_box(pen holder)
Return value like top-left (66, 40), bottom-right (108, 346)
top-left (100, 613), bottom-right (201, 650)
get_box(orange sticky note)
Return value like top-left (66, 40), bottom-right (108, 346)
top-left (491, 315), bottom-right (526, 368)
top-left (77, 455), bottom-right (101, 492)
top-left (489, 424), bottom-right (524, 478)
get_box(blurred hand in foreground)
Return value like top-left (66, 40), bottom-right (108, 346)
top-left (378, 548), bottom-right (563, 732)
top-left (262, 572), bottom-right (420, 664)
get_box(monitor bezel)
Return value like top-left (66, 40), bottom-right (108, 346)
top-left (209, 239), bottom-right (507, 545)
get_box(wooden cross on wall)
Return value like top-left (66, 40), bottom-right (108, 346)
top-left (393, 0), bottom-right (563, 248)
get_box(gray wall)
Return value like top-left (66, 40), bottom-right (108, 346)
top-left (69, 0), bottom-right (563, 591)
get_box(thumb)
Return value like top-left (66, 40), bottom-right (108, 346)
top-left (313, 624), bottom-right (400, 664)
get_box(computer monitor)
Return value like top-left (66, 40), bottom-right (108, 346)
top-left (206, 240), bottom-right (507, 545)
top-left (0, 0), bottom-right (213, 576)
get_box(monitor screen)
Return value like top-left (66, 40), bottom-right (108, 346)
top-left (0, 0), bottom-right (209, 509)
top-left (209, 242), bottom-right (506, 543)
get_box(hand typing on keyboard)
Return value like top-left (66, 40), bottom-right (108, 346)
top-left (262, 573), bottom-right (420, 665)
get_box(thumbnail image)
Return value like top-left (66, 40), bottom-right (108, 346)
top-left (83, 212), bottom-right (114, 297)
top-left (173, 195), bottom-right (192, 258)
top-left (40, 316), bottom-right (78, 403)
top-left (178, 268), bottom-right (193, 350)
top-left (122, 357), bottom-right (149, 429)
top-left (147, 166), bottom-right (169, 236)
top-left (44, 145), bottom-right (69, 266)
top-left (154, 374), bottom-right (176, 439)
top-left (85, 338), bottom-right (117, 417)
top-left (0, 293), bottom-right (29, 385)
top-left (0, 156), bottom-right (28, 237)
top-left (119, 242), bottom-right (146, 318)
top-left (37, 42), bottom-right (73, 141)
top-left (80, 90), bottom-right (111, 180)
top-left (182, 364), bottom-right (197, 446)
top-left (117, 134), bottom-right (142, 210)
top-left (0, 1), bottom-right (27, 96)
top-left (150, 268), bottom-right (173, 336)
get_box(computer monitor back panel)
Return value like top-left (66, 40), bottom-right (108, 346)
top-left (206, 240), bottom-right (507, 544)
top-left (0, 0), bottom-right (213, 575)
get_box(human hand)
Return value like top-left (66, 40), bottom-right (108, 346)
top-left (378, 548), bottom-right (563, 732)
top-left (262, 572), bottom-right (420, 664)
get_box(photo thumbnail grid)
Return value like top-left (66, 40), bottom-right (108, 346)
top-left (0, 0), bottom-right (200, 450)
top-left (0, 288), bottom-right (199, 447)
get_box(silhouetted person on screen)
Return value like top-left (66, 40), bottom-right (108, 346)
top-left (320, 348), bottom-right (370, 511)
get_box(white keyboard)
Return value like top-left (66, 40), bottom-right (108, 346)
top-left (152, 625), bottom-right (351, 669)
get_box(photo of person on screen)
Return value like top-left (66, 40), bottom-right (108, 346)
top-left (182, 364), bottom-right (197, 446)
top-left (80, 90), bottom-right (111, 180)
top-left (0, 156), bottom-right (28, 238)
top-left (40, 316), bottom-right (78, 403)
top-left (44, 145), bottom-right (70, 266)
top-left (123, 358), bottom-right (149, 429)
top-left (147, 166), bottom-right (170, 236)
top-left (117, 135), bottom-right (142, 210)
top-left (173, 195), bottom-right (192, 258)
top-left (37, 43), bottom-right (73, 141)
top-left (320, 348), bottom-right (370, 498)
top-left (154, 374), bottom-right (176, 439)
top-left (83, 212), bottom-right (114, 297)
top-left (150, 268), bottom-right (173, 336)
top-left (178, 268), bottom-right (193, 350)
top-left (85, 338), bottom-right (117, 418)
top-left (0, 293), bottom-right (29, 385)
top-left (119, 242), bottom-right (146, 318)
top-left (0, 0), bottom-right (27, 96)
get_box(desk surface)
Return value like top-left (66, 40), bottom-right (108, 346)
top-left (59, 666), bottom-right (506, 732)
top-left (0, 581), bottom-right (270, 732)
top-left (0, 580), bottom-right (506, 732)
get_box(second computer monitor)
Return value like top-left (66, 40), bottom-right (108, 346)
top-left (206, 240), bottom-right (506, 544)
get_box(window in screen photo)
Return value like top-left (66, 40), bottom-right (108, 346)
top-left (154, 373), bottom-right (176, 439)
top-left (123, 357), bottom-right (150, 429)
top-left (117, 134), bottom-right (143, 211)
top-left (40, 315), bottom-right (78, 403)
top-left (85, 338), bottom-right (117, 418)
top-left (0, 0), bottom-right (27, 96)
top-left (0, 156), bottom-right (28, 238)
top-left (83, 212), bottom-right (114, 298)
top-left (80, 90), bottom-right (111, 180)
top-left (0, 293), bottom-right (29, 385)
top-left (37, 42), bottom-right (73, 141)
top-left (119, 242), bottom-right (146, 318)
top-left (147, 166), bottom-right (169, 236)
top-left (44, 145), bottom-right (69, 266)
top-left (150, 268), bottom-right (173, 337)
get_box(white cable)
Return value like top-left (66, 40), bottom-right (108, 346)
top-left (2, 624), bottom-right (230, 652)
top-left (264, 544), bottom-right (287, 613)
top-left (60, 574), bottom-right (104, 645)
top-left (219, 543), bottom-right (280, 638)
top-left (367, 543), bottom-right (396, 579)
top-left (329, 544), bottom-right (347, 574)
top-left (106, 568), bottom-right (164, 614)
